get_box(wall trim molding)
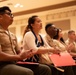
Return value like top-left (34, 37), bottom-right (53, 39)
top-left (13, 1), bottom-right (76, 16)
top-left (12, 9), bottom-right (76, 25)
top-left (46, 9), bottom-right (76, 20)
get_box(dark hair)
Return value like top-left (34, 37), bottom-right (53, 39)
top-left (45, 23), bottom-right (53, 32)
top-left (53, 28), bottom-right (65, 43)
top-left (0, 6), bottom-right (11, 14)
top-left (23, 15), bottom-right (38, 37)
top-left (68, 30), bottom-right (75, 34)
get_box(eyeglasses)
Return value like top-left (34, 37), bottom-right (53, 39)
top-left (5, 12), bottom-right (14, 18)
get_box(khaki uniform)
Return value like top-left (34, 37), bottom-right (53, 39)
top-left (0, 28), bottom-right (52, 75)
top-left (45, 34), bottom-right (55, 47)
top-left (66, 39), bottom-right (76, 53)
top-left (0, 28), bottom-right (19, 55)
top-left (44, 34), bottom-right (74, 75)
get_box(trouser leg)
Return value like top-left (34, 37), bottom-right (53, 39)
top-left (72, 65), bottom-right (76, 75)
top-left (47, 64), bottom-right (58, 75)
top-left (63, 66), bottom-right (74, 75)
top-left (37, 64), bottom-right (52, 75)
top-left (46, 64), bottom-right (64, 75)
top-left (19, 64), bottom-right (52, 75)
top-left (0, 64), bottom-right (34, 75)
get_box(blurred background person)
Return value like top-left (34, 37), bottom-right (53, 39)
top-left (45, 23), bottom-right (74, 75)
top-left (65, 30), bottom-right (76, 57)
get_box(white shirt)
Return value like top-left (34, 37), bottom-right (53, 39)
top-left (23, 31), bottom-right (50, 51)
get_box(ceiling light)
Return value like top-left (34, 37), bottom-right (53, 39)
top-left (20, 5), bottom-right (23, 7)
top-left (14, 3), bottom-right (23, 8)
top-left (14, 3), bottom-right (20, 7)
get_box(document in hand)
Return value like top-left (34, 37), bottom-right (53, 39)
top-left (49, 52), bottom-right (76, 67)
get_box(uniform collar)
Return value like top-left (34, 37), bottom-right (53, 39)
top-left (0, 25), bottom-right (9, 34)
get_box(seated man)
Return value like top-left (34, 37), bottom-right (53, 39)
top-left (65, 30), bottom-right (76, 57)
top-left (65, 30), bottom-right (76, 75)
top-left (0, 6), bottom-right (52, 75)
top-left (44, 23), bottom-right (74, 75)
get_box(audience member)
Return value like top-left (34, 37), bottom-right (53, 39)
top-left (0, 6), bottom-right (52, 75)
top-left (65, 30), bottom-right (76, 56)
top-left (65, 30), bottom-right (76, 75)
top-left (22, 15), bottom-right (60, 75)
top-left (45, 23), bottom-right (74, 75)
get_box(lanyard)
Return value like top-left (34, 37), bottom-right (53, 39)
top-left (0, 25), bottom-right (16, 54)
top-left (7, 29), bottom-right (16, 54)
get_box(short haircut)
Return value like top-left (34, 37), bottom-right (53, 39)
top-left (0, 6), bottom-right (11, 14)
top-left (68, 30), bottom-right (75, 34)
top-left (45, 23), bottom-right (53, 31)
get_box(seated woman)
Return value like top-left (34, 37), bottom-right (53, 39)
top-left (53, 28), bottom-right (76, 75)
top-left (53, 28), bottom-right (70, 52)
top-left (22, 15), bottom-right (60, 75)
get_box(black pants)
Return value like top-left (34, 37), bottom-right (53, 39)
top-left (46, 64), bottom-right (74, 75)
top-left (46, 64), bottom-right (64, 75)
top-left (72, 65), bottom-right (76, 75)
top-left (63, 66), bottom-right (74, 75)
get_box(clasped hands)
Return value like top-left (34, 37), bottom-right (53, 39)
top-left (19, 49), bottom-right (37, 60)
top-left (66, 43), bottom-right (75, 53)
top-left (51, 47), bottom-right (61, 54)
